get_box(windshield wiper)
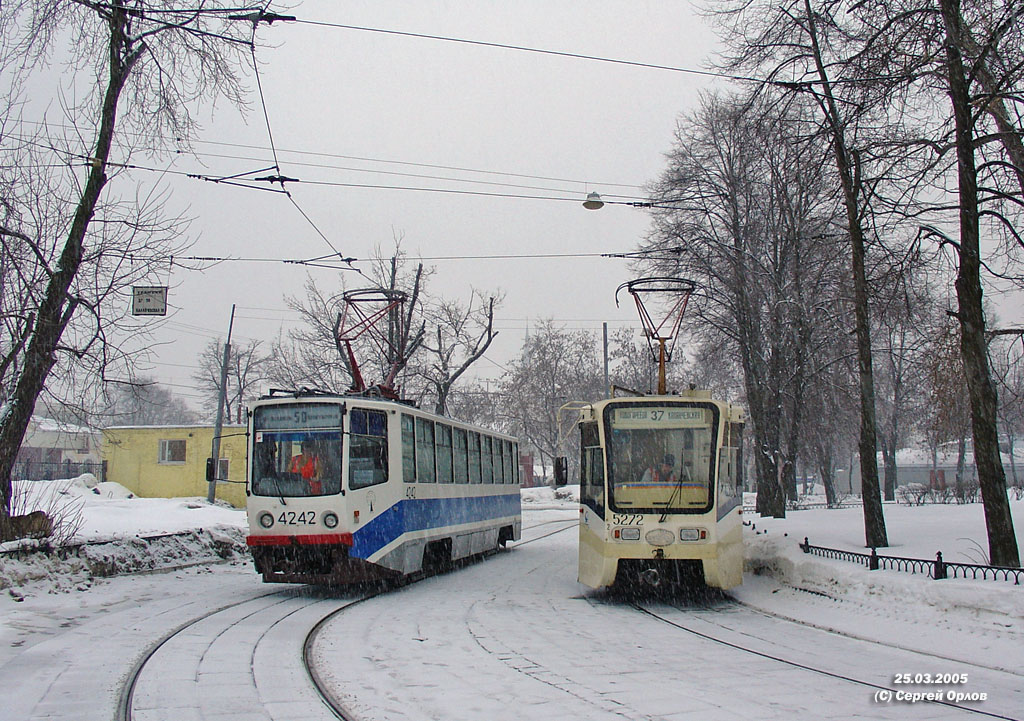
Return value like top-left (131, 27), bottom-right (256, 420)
top-left (659, 465), bottom-right (691, 523)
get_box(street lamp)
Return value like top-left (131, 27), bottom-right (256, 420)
top-left (583, 192), bottom-right (605, 210)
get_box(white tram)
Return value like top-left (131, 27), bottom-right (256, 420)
top-left (575, 390), bottom-right (745, 590)
top-left (245, 389), bottom-right (522, 584)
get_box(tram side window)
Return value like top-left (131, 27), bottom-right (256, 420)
top-left (437, 424), bottom-right (454, 483)
top-left (349, 409), bottom-right (388, 490)
top-left (717, 422), bottom-right (743, 519)
top-left (493, 438), bottom-right (505, 484)
top-left (481, 436), bottom-right (494, 483)
top-left (468, 432), bottom-right (481, 483)
top-left (402, 414), bottom-right (415, 483)
top-left (503, 440), bottom-right (514, 484)
top-left (415, 417), bottom-right (436, 483)
top-left (513, 442), bottom-right (521, 484)
top-left (580, 422), bottom-right (605, 513)
top-left (453, 428), bottom-right (469, 483)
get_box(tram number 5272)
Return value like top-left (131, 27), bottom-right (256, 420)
top-left (612, 514), bottom-right (644, 525)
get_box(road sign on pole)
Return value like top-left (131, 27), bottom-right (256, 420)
top-left (131, 286), bottom-right (168, 316)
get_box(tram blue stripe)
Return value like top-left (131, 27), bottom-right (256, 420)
top-left (349, 493), bottom-right (521, 559)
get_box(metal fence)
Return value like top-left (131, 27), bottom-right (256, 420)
top-left (799, 537), bottom-right (1023, 585)
top-left (13, 460), bottom-right (105, 482)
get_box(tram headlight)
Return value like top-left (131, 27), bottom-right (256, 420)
top-left (680, 528), bottom-right (707, 541)
top-left (258, 512), bottom-right (274, 529)
top-left (619, 527), bottom-right (641, 541)
top-left (323, 512), bottom-right (339, 529)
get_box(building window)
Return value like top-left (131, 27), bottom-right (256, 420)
top-left (159, 439), bottom-right (187, 464)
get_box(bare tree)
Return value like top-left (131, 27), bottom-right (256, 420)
top-left (0, 1), bottom-right (255, 533)
top-left (103, 378), bottom-right (198, 426)
top-left (499, 320), bottom-right (604, 481)
top-left (848, 0), bottom-right (1023, 565)
top-left (418, 291), bottom-right (499, 416)
top-left (267, 247), bottom-right (498, 414)
top-left (194, 338), bottom-right (270, 424)
top-left (644, 90), bottom-right (848, 518)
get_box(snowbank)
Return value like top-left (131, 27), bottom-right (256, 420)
top-left (521, 484), bottom-right (579, 507)
top-left (1, 477), bottom-right (249, 597)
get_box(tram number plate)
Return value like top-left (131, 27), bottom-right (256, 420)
top-left (277, 511), bottom-right (316, 526)
top-left (612, 513), bottom-right (643, 525)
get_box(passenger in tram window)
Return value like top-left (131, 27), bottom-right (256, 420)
top-left (641, 454), bottom-right (677, 484)
top-left (290, 440), bottom-right (323, 494)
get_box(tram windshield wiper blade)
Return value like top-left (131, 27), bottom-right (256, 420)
top-left (659, 465), bottom-right (690, 523)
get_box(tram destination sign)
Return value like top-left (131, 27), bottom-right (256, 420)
top-left (254, 403), bottom-right (343, 430)
top-left (612, 406), bottom-right (707, 429)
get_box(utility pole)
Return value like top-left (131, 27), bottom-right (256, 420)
top-left (603, 322), bottom-right (609, 397)
top-left (207, 304), bottom-right (235, 503)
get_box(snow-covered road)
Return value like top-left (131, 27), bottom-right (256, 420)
top-left (312, 509), bottom-right (1023, 721)
top-left (2, 504), bottom-right (1022, 720)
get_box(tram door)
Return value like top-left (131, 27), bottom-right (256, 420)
top-left (346, 408), bottom-right (390, 524)
top-left (578, 421), bottom-right (611, 587)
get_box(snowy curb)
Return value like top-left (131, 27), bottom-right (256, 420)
top-left (0, 525), bottom-right (249, 595)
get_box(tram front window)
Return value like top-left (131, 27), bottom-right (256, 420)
top-left (252, 431), bottom-right (342, 497)
top-left (605, 404), bottom-right (717, 514)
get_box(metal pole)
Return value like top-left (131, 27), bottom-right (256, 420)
top-left (207, 304), bottom-right (235, 503)
top-left (603, 322), bottom-right (609, 397)
top-left (657, 338), bottom-right (667, 395)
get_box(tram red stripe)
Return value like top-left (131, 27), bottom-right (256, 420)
top-left (246, 533), bottom-right (353, 547)
top-left (296, 533), bottom-right (353, 546)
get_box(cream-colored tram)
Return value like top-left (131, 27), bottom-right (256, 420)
top-left (575, 390), bottom-right (745, 590)
top-left (572, 277), bottom-right (745, 590)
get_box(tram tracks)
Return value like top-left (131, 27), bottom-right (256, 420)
top-left (115, 516), bottom-right (576, 721)
top-left (118, 587), bottom-right (374, 721)
top-left (513, 516), bottom-right (578, 547)
top-left (730, 593), bottom-right (1024, 679)
top-left (631, 601), bottom-right (1023, 721)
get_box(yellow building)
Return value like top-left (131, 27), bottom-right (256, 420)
top-left (102, 425), bottom-right (249, 508)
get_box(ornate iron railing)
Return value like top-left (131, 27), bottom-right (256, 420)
top-left (799, 538), bottom-right (1023, 585)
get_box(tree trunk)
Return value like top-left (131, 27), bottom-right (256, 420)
top-left (0, 8), bottom-right (139, 529)
top-left (940, 0), bottom-right (1020, 566)
top-left (956, 435), bottom-right (967, 503)
top-left (818, 441), bottom-right (838, 506)
top-left (803, 0), bottom-right (886, 547)
top-left (1009, 434), bottom-right (1019, 488)
top-left (881, 433), bottom-right (898, 502)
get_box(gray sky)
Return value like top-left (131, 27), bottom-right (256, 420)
top-left (129, 1), bottom-right (725, 405)
top-left (107, 1), bottom-right (1024, 407)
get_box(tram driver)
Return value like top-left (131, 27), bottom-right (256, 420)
top-left (290, 440), bottom-right (323, 494)
top-left (641, 453), bottom-right (677, 485)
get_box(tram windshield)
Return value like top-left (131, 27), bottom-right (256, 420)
top-left (605, 404), bottom-right (717, 514)
top-left (251, 404), bottom-right (343, 497)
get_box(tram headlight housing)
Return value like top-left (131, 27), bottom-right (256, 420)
top-left (680, 528), bottom-right (707, 541)
top-left (618, 527), bottom-right (641, 541)
top-left (323, 512), bottom-right (339, 529)
top-left (258, 512), bottom-right (274, 529)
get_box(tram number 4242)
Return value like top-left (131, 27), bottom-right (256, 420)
top-left (277, 511), bottom-right (316, 526)
top-left (612, 513), bottom-right (644, 525)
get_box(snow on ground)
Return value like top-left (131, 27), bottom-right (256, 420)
top-left (1, 476), bottom-right (1022, 659)
top-left (1, 478), bottom-right (1023, 720)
